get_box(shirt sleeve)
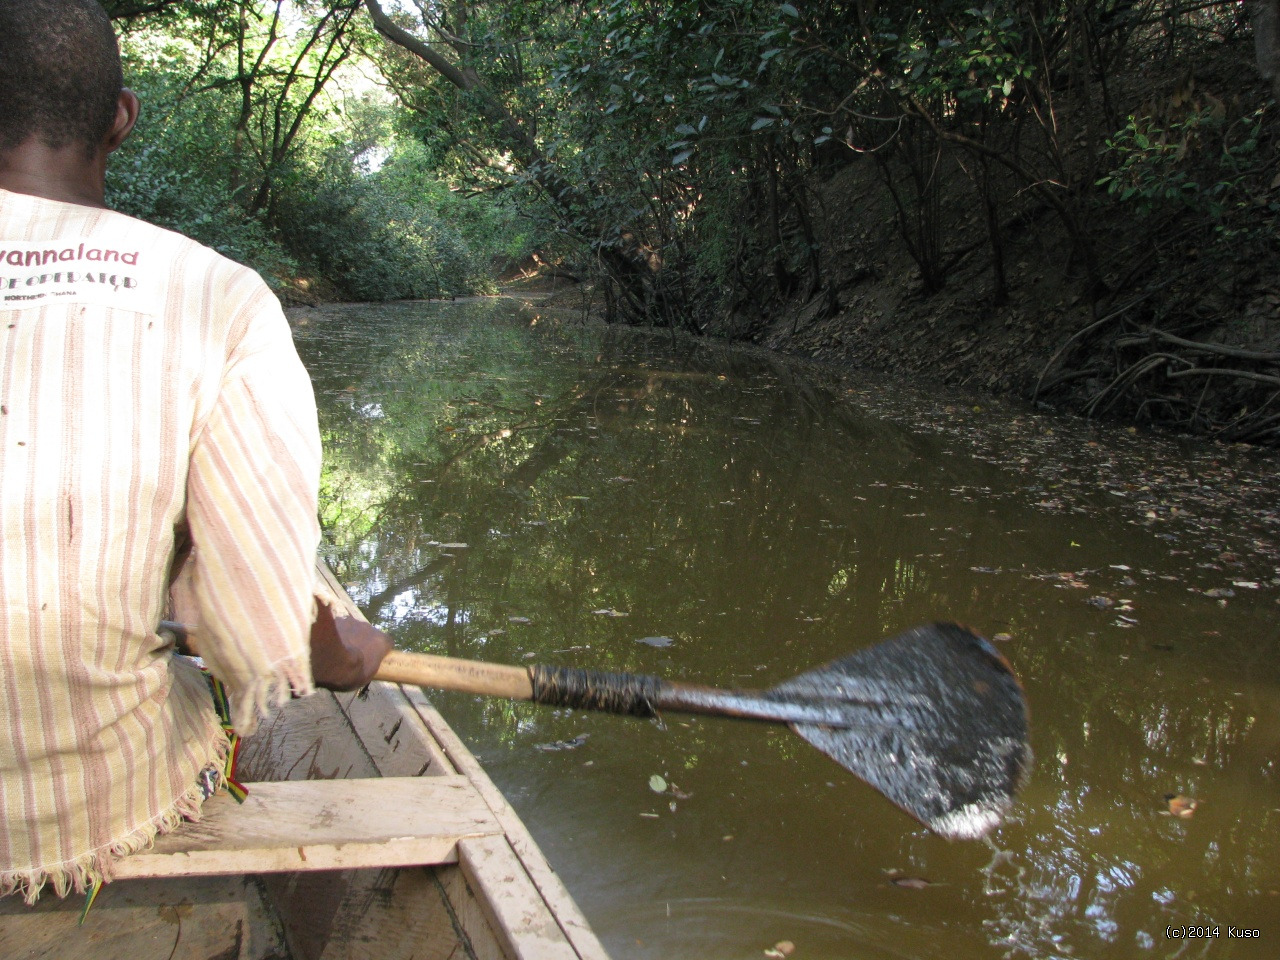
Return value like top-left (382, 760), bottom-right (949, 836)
top-left (181, 283), bottom-right (321, 735)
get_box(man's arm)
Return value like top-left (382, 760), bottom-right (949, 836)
top-left (183, 278), bottom-right (344, 732)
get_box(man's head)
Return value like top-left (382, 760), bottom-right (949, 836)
top-left (0, 0), bottom-right (124, 156)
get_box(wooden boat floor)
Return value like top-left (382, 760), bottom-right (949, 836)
top-left (0, 681), bottom-right (607, 960)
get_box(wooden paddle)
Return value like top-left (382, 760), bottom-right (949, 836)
top-left (162, 620), bottom-right (1030, 840)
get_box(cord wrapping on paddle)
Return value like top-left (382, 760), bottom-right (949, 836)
top-left (528, 665), bottom-right (662, 717)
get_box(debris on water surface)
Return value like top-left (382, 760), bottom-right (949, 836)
top-left (637, 635), bottom-right (675, 647)
top-left (534, 734), bottom-right (589, 752)
top-left (886, 872), bottom-right (940, 889)
top-left (1163, 794), bottom-right (1198, 818)
top-left (648, 774), bottom-right (667, 793)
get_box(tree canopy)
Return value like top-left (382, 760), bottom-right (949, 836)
top-left (103, 1), bottom-right (1279, 437)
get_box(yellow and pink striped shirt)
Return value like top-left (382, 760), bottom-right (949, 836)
top-left (0, 188), bottom-right (321, 902)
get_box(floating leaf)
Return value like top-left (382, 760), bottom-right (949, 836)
top-left (637, 636), bottom-right (675, 647)
top-left (534, 734), bottom-right (589, 752)
top-left (1163, 794), bottom-right (1198, 818)
top-left (649, 774), bottom-right (668, 793)
top-left (888, 874), bottom-right (937, 889)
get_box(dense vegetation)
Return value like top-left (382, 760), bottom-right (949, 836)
top-left (103, 0), bottom-right (541, 299)
top-left (104, 1), bottom-right (1280, 440)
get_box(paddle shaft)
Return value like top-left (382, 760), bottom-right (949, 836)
top-left (377, 649), bottom-right (534, 700)
top-left (377, 649), bottom-right (862, 727)
top-left (161, 622), bottom-right (903, 728)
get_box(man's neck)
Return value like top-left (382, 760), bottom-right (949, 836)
top-left (0, 139), bottom-right (109, 208)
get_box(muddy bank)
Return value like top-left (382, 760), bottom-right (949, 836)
top-left (709, 151), bottom-right (1278, 445)
top-left (697, 41), bottom-right (1280, 445)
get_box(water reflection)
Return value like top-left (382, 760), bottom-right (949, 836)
top-left (294, 299), bottom-right (1279, 960)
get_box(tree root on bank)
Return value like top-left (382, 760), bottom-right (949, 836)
top-left (1037, 317), bottom-right (1280, 444)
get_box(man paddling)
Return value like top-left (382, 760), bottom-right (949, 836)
top-left (0, 0), bottom-right (390, 904)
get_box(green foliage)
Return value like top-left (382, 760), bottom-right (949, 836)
top-left (272, 137), bottom-right (478, 300)
top-left (107, 38), bottom-right (298, 280)
top-left (103, 3), bottom-right (540, 301)
top-left (1098, 106), bottom-right (1264, 220)
top-left (884, 3), bottom-right (1037, 107)
top-left (102, 0), bottom-right (1275, 324)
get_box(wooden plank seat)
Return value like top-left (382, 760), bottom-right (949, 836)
top-left (113, 774), bottom-right (502, 879)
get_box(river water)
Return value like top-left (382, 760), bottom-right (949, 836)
top-left (293, 298), bottom-right (1279, 960)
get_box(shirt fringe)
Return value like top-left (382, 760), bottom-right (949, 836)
top-left (0, 729), bottom-right (231, 906)
top-left (230, 658), bottom-right (312, 736)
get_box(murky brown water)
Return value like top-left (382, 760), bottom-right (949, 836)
top-left (294, 299), bottom-right (1279, 960)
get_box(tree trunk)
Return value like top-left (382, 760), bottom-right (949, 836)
top-left (1250, 0), bottom-right (1280, 101)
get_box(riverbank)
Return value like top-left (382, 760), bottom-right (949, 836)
top-left (539, 37), bottom-right (1280, 445)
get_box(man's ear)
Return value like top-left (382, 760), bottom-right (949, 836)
top-left (104, 89), bottom-right (140, 154)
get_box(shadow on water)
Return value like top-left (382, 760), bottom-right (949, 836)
top-left (295, 298), bottom-right (1280, 960)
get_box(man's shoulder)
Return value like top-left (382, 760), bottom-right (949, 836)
top-left (0, 189), bottom-right (269, 289)
top-left (101, 207), bottom-right (267, 285)
top-left (0, 192), bottom-right (278, 321)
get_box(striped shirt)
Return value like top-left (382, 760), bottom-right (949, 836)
top-left (0, 188), bottom-right (320, 903)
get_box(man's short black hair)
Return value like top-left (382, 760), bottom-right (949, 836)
top-left (0, 0), bottom-right (123, 154)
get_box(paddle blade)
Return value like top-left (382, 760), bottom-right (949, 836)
top-left (770, 623), bottom-right (1031, 840)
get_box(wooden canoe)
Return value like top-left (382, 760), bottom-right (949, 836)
top-left (0, 563), bottom-right (611, 960)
